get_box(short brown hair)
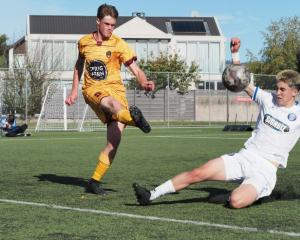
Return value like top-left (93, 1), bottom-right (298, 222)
top-left (97, 4), bottom-right (118, 19)
top-left (276, 69), bottom-right (300, 91)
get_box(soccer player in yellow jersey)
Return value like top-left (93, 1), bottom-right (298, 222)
top-left (65, 4), bottom-right (155, 195)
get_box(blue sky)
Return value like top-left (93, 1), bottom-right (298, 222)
top-left (1, 0), bottom-right (299, 61)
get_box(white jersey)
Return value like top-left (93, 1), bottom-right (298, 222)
top-left (244, 87), bottom-right (300, 168)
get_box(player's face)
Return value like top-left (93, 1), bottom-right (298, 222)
top-left (275, 81), bottom-right (298, 107)
top-left (97, 16), bottom-right (116, 39)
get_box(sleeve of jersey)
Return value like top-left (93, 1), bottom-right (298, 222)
top-left (119, 40), bottom-right (137, 67)
top-left (252, 87), bottom-right (272, 106)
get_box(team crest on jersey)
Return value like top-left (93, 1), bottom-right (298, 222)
top-left (288, 113), bottom-right (297, 121)
top-left (94, 92), bottom-right (101, 98)
top-left (264, 114), bottom-right (289, 132)
top-left (86, 60), bottom-right (107, 80)
top-left (106, 51), bottom-right (112, 58)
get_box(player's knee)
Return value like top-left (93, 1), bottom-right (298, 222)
top-left (229, 193), bottom-right (248, 209)
top-left (101, 97), bottom-right (121, 114)
top-left (105, 142), bottom-right (120, 153)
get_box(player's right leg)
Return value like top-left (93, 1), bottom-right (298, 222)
top-left (101, 97), bottom-right (151, 133)
top-left (129, 105), bottom-right (151, 133)
top-left (228, 156), bottom-right (277, 209)
top-left (84, 86), bottom-right (151, 133)
top-left (133, 157), bottom-right (226, 205)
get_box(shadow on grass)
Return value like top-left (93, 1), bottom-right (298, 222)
top-left (33, 174), bottom-right (117, 193)
top-left (128, 185), bottom-right (300, 208)
top-left (257, 186), bottom-right (300, 204)
top-left (126, 187), bottom-right (231, 207)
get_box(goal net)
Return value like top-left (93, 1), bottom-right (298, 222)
top-left (35, 82), bottom-right (104, 131)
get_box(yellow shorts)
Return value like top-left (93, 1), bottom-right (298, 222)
top-left (82, 84), bottom-right (128, 123)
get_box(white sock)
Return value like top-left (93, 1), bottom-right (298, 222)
top-left (150, 179), bottom-right (176, 201)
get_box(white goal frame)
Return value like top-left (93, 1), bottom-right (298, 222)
top-left (35, 82), bottom-right (104, 132)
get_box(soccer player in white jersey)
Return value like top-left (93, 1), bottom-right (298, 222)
top-left (133, 38), bottom-right (300, 209)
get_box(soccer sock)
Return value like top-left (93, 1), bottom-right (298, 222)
top-left (114, 109), bottom-right (135, 126)
top-left (150, 180), bottom-right (176, 201)
top-left (91, 152), bottom-right (111, 182)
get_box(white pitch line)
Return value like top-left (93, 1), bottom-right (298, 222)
top-left (149, 135), bottom-right (248, 140)
top-left (0, 134), bottom-right (248, 142)
top-left (0, 198), bottom-right (299, 237)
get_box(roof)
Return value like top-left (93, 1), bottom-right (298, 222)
top-left (9, 36), bottom-right (26, 54)
top-left (29, 15), bottom-right (221, 36)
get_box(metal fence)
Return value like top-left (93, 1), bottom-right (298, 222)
top-left (1, 68), bottom-right (296, 131)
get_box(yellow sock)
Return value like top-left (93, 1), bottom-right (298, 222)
top-left (114, 109), bottom-right (135, 126)
top-left (91, 152), bottom-right (111, 181)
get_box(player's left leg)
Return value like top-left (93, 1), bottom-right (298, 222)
top-left (87, 121), bottom-right (125, 195)
top-left (229, 184), bottom-right (258, 209)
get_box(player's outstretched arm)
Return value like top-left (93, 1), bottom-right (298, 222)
top-left (230, 37), bottom-right (255, 97)
top-left (128, 62), bottom-right (155, 91)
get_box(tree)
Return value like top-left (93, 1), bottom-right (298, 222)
top-left (245, 50), bottom-right (262, 73)
top-left (127, 53), bottom-right (200, 95)
top-left (0, 34), bottom-right (8, 67)
top-left (2, 68), bottom-right (27, 115)
top-left (247, 16), bottom-right (300, 75)
top-left (2, 42), bottom-right (61, 117)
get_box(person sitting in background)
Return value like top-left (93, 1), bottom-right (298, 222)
top-left (0, 114), bottom-right (28, 137)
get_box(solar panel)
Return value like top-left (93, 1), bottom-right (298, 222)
top-left (171, 20), bottom-right (206, 34)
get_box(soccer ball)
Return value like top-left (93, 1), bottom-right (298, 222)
top-left (222, 64), bottom-right (251, 92)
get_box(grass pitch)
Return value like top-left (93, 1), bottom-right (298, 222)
top-left (0, 128), bottom-right (299, 239)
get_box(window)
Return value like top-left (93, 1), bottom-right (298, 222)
top-left (159, 40), bottom-right (168, 54)
top-left (29, 40), bottom-right (42, 64)
top-left (209, 42), bottom-right (220, 73)
top-left (136, 41), bottom-right (148, 61)
top-left (124, 39), bottom-right (170, 62)
top-left (148, 41), bottom-right (159, 59)
top-left (198, 42), bottom-right (209, 72)
top-left (126, 40), bottom-right (136, 53)
top-left (187, 42), bottom-right (197, 66)
top-left (65, 41), bottom-right (77, 70)
top-left (42, 40), bottom-right (53, 70)
top-left (176, 42), bottom-right (187, 59)
top-left (175, 41), bottom-right (221, 74)
top-left (53, 41), bottom-right (64, 70)
top-left (171, 20), bottom-right (206, 34)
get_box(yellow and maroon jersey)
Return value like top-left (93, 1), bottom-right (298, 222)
top-left (78, 33), bottom-right (137, 88)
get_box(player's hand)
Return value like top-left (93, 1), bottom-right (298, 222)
top-left (142, 81), bottom-right (155, 92)
top-left (230, 38), bottom-right (240, 53)
top-left (65, 91), bottom-right (78, 105)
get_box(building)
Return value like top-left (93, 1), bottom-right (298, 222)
top-left (9, 13), bottom-right (226, 90)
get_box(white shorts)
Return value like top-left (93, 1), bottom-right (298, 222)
top-left (222, 148), bottom-right (277, 200)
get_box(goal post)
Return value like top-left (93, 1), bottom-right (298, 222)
top-left (35, 82), bottom-right (104, 132)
